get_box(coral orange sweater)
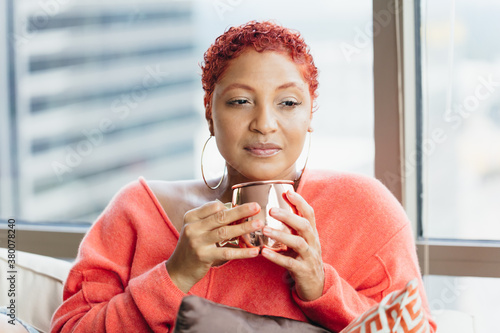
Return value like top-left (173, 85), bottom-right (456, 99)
top-left (50, 169), bottom-right (437, 332)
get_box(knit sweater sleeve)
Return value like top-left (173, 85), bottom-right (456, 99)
top-left (291, 171), bottom-right (437, 333)
top-left (50, 180), bottom-right (185, 332)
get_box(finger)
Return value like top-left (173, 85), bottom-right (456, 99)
top-left (268, 207), bottom-right (316, 245)
top-left (215, 246), bottom-right (260, 262)
top-left (204, 202), bottom-right (260, 231)
top-left (184, 200), bottom-right (227, 223)
top-left (262, 226), bottom-right (313, 257)
top-left (261, 247), bottom-right (304, 273)
top-left (285, 191), bottom-right (316, 229)
top-left (207, 218), bottom-right (264, 244)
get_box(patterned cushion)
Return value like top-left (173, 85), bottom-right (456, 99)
top-left (340, 278), bottom-right (431, 333)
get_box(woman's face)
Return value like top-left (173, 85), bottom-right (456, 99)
top-left (210, 49), bottom-right (312, 182)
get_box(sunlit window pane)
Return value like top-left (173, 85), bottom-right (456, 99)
top-left (422, 0), bottom-right (500, 240)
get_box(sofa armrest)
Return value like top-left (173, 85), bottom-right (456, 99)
top-left (0, 248), bottom-right (72, 333)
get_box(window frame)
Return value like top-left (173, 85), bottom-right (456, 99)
top-left (373, 0), bottom-right (500, 278)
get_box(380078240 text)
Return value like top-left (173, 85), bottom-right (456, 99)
top-left (5, 218), bottom-right (18, 325)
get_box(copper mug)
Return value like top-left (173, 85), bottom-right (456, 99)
top-left (218, 180), bottom-right (296, 251)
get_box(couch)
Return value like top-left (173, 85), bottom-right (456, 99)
top-left (0, 248), bottom-right (475, 333)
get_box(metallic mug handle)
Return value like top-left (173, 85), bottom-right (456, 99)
top-left (217, 237), bottom-right (239, 247)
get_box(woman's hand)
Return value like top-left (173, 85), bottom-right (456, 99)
top-left (166, 201), bottom-right (263, 293)
top-left (261, 190), bottom-right (325, 302)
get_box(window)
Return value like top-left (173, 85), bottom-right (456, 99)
top-left (369, 0), bottom-right (500, 330)
top-left (1, 1), bottom-right (200, 226)
top-left (422, 0), bottom-right (500, 241)
top-left (0, 0), bottom-right (374, 256)
top-left (407, 1), bottom-right (500, 331)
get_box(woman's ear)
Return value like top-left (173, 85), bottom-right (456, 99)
top-left (205, 97), bottom-right (215, 136)
top-left (207, 118), bottom-right (215, 136)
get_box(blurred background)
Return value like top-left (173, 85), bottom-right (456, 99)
top-left (0, 0), bottom-right (374, 226)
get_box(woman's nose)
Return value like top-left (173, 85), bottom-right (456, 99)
top-left (249, 104), bottom-right (278, 135)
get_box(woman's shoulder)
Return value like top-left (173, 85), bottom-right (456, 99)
top-left (303, 169), bottom-right (408, 230)
top-left (140, 177), bottom-right (210, 231)
top-left (303, 169), bottom-right (391, 199)
top-left (143, 178), bottom-right (207, 204)
top-left (104, 177), bottom-right (207, 219)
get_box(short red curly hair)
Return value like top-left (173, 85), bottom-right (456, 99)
top-left (201, 20), bottom-right (319, 121)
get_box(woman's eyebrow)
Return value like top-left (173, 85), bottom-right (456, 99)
top-left (221, 83), bottom-right (255, 95)
top-left (276, 82), bottom-right (305, 91)
top-left (221, 81), bottom-right (305, 95)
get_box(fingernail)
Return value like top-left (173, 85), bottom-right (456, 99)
top-left (262, 248), bottom-right (273, 256)
top-left (270, 207), bottom-right (280, 215)
top-left (252, 220), bottom-right (262, 228)
top-left (250, 248), bottom-right (259, 256)
top-left (250, 202), bottom-right (260, 211)
top-left (263, 226), bottom-right (273, 235)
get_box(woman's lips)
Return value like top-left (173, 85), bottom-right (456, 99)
top-left (244, 143), bottom-right (281, 157)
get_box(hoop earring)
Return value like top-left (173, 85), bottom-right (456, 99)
top-left (295, 131), bottom-right (312, 184)
top-left (201, 135), bottom-right (226, 190)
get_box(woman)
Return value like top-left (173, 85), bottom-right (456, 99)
top-left (51, 21), bottom-right (437, 332)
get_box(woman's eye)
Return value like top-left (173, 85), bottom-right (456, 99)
top-left (280, 100), bottom-right (302, 107)
top-left (228, 99), bottom-right (249, 105)
top-left (227, 99), bottom-right (301, 107)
